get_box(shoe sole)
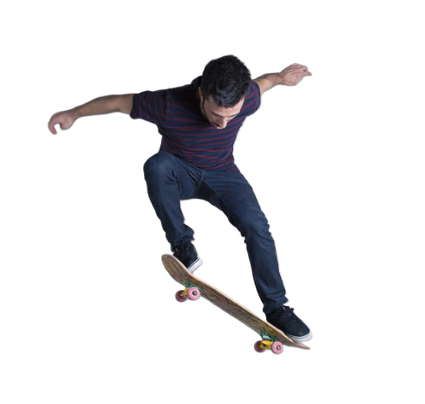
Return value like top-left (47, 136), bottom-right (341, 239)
top-left (187, 257), bottom-right (203, 273)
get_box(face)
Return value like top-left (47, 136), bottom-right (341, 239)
top-left (198, 88), bottom-right (244, 130)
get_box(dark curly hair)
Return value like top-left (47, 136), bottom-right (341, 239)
top-left (200, 55), bottom-right (251, 108)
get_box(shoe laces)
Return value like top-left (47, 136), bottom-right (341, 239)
top-left (280, 306), bottom-right (301, 325)
top-left (282, 306), bottom-right (294, 316)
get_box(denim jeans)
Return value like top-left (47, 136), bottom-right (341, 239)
top-left (143, 152), bottom-right (288, 314)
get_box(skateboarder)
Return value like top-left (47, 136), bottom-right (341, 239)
top-left (48, 56), bottom-right (313, 343)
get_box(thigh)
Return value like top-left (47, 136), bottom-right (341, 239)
top-left (144, 152), bottom-right (202, 200)
top-left (199, 170), bottom-right (268, 232)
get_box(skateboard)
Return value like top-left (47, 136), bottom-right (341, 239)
top-left (162, 254), bottom-right (310, 354)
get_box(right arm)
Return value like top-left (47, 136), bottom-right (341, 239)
top-left (48, 94), bottom-right (134, 134)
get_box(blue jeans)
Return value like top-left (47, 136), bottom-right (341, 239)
top-left (143, 152), bottom-right (288, 314)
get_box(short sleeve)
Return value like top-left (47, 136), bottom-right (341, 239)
top-left (241, 81), bottom-right (261, 117)
top-left (130, 89), bottom-right (167, 126)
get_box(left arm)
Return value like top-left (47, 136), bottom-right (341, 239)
top-left (254, 63), bottom-right (312, 96)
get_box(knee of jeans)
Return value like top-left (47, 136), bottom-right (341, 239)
top-left (143, 152), bottom-right (174, 179)
top-left (239, 214), bottom-right (271, 240)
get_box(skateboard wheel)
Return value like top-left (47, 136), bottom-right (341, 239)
top-left (271, 341), bottom-right (284, 354)
top-left (254, 341), bottom-right (266, 353)
top-left (175, 290), bottom-right (187, 302)
top-left (187, 287), bottom-right (201, 301)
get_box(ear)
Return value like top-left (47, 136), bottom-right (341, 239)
top-left (198, 87), bottom-right (203, 101)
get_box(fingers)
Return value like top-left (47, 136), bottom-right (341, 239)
top-left (285, 63), bottom-right (310, 70)
top-left (293, 63), bottom-right (312, 75)
top-left (48, 118), bottom-right (57, 135)
top-left (48, 111), bottom-right (70, 134)
top-left (283, 64), bottom-right (312, 80)
top-left (288, 63), bottom-right (305, 70)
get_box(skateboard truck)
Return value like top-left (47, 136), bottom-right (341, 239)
top-left (175, 282), bottom-right (203, 302)
top-left (254, 332), bottom-right (285, 355)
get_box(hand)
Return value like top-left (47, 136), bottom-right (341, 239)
top-left (48, 110), bottom-right (76, 134)
top-left (279, 63), bottom-right (312, 86)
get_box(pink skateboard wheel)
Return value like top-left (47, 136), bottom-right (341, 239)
top-left (174, 290), bottom-right (187, 303)
top-left (271, 341), bottom-right (285, 355)
top-left (254, 340), bottom-right (266, 353)
top-left (187, 287), bottom-right (201, 300)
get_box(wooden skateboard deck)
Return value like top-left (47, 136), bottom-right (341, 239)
top-left (162, 254), bottom-right (310, 353)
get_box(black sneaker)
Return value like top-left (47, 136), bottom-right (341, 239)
top-left (172, 241), bottom-right (203, 273)
top-left (266, 305), bottom-right (312, 343)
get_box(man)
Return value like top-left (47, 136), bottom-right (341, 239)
top-left (48, 56), bottom-right (313, 343)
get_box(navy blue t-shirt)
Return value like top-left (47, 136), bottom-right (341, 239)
top-left (130, 77), bottom-right (261, 171)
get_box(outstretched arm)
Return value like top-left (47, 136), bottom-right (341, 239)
top-left (254, 63), bottom-right (312, 96)
top-left (47, 93), bottom-right (134, 135)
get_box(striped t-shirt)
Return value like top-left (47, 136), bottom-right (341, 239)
top-left (130, 76), bottom-right (261, 171)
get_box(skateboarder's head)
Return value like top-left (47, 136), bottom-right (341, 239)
top-left (199, 55), bottom-right (251, 129)
top-left (200, 55), bottom-right (251, 108)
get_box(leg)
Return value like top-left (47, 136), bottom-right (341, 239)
top-left (143, 152), bottom-right (201, 249)
top-left (199, 170), bottom-right (288, 314)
